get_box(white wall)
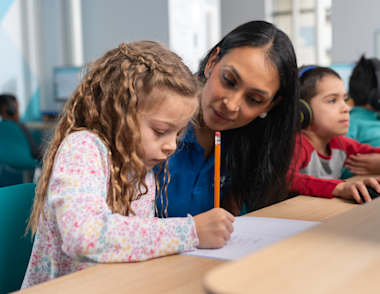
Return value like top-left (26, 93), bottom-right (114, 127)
top-left (40, 0), bottom-right (170, 112)
top-left (331, 0), bottom-right (380, 64)
top-left (220, 0), bottom-right (266, 37)
top-left (168, 0), bottom-right (221, 72)
top-left (81, 0), bottom-right (169, 63)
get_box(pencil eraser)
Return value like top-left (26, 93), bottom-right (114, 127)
top-left (215, 132), bottom-right (221, 137)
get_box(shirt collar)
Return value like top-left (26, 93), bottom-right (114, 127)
top-left (180, 122), bottom-right (198, 143)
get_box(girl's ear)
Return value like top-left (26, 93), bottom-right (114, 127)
top-left (204, 47), bottom-right (221, 78)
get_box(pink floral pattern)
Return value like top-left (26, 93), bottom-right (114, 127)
top-left (22, 131), bottom-right (199, 289)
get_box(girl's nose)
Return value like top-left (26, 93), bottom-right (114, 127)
top-left (162, 136), bottom-right (177, 153)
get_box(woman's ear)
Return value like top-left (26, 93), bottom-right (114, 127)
top-left (204, 47), bottom-right (221, 78)
top-left (266, 96), bottom-right (283, 113)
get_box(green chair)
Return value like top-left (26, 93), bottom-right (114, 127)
top-left (0, 183), bottom-right (36, 294)
top-left (0, 120), bottom-right (41, 184)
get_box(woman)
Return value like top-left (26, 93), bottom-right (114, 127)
top-left (155, 21), bottom-right (299, 216)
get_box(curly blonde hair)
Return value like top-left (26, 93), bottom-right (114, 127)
top-left (27, 41), bottom-right (199, 236)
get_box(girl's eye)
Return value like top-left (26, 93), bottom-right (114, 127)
top-left (154, 130), bottom-right (165, 136)
top-left (222, 73), bottom-right (235, 87)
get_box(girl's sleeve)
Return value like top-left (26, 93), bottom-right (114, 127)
top-left (48, 132), bottom-right (199, 263)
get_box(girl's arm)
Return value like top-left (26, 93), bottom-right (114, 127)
top-left (49, 132), bottom-right (199, 263)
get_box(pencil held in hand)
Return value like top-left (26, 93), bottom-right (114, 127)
top-left (214, 132), bottom-right (221, 208)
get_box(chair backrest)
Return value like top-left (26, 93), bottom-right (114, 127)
top-left (0, 183), bottom-right (36, 294)
top-left (0, 120), bottom-right (38, 170)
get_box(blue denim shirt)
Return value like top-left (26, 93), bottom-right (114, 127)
top-left (154, 124), bottom-right (227, 217)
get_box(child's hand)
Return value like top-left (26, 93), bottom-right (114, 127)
top-left (345, 153), bottom-right (380, 175)
top-left (333, 177), bottom-right (380, 203)
top-left (193, 208), bottom-right (235, 249)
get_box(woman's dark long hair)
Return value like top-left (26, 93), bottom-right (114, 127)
top-left (197, 21), bottom-right (300, 212)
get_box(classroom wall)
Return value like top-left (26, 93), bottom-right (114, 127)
top-left (0, 0), bottom-right (41, 121)
top-left (331, 0), bottom-right (380, 64)
top-left (220, 0), bottom-right (266, 37)
top-left (39, 0), bottom-right (170, 112)
top-left (81, 0), bottom-right (169, 63)
top-left (6, 0), bottom-right (380, 116)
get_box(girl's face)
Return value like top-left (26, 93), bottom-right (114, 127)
top-left (201, 46), bottom-right (282, 131)
top-left (139, 88), bottom-right (197, 171)
top-left (308, 75), bottom-right (350, 137)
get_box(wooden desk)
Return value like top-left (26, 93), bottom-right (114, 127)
top-left (204, 197), bottom-right (380, 294)
top-left (17, 196), bottom-right (357, 294)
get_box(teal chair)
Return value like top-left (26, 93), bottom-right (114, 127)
top-left (0, 183), bottom-right (36, 294)
top-left (0, 120), bottom-right (41, 185)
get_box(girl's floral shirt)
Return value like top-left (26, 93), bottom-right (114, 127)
top-left (22, 131), bottom-right (199, 289)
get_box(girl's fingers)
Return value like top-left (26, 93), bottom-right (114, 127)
top-left (223, 230), bottom-right (231, 242)
top-left (226, 220), bottom-right (234, 234)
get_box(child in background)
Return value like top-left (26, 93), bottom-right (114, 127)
top-left (342, 55), bottom-right (380, 178)
top-left (290, 66), bottom-right (380, 204)
top-left (22, 41), bottom-right (234, 289)
top-left (0, 94), bottom-right (42, 160)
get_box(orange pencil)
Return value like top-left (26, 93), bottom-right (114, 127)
top-left (214, 132), bottom-right (221, 208)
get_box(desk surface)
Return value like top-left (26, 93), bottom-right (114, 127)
top-left (18, 196), bottom-right (357, 294)
top-left (204, 197), bottom-right (380, 294)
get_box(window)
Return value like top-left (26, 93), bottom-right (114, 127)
top-left (268, 0), bottom-right (332, 66)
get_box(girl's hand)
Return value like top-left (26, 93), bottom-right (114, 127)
top-left (193, 208), bottom-right (235, 249)
top-left (345, 153), bottom-right (380, 175)
top-left (332, 177), bottom-right (380, 203)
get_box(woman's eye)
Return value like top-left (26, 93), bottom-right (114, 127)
top-left (328, 99), bottom-right (336, 104)
top-left (222, 73), bottom-right (235, 87)
top-left (247, 95), bottom-right (261, 104)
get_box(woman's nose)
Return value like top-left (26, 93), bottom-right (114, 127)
top-left (223, 92), bottom-right (241, 112)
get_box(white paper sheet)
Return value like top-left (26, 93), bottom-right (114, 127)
top-left (182, 217), bottom-right (320, 261)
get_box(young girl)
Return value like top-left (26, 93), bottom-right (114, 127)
top-left (22, 41), bottom-right (234, 289)
top-left (290, 65), bottom-right (380, 203)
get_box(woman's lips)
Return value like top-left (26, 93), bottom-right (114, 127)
top-left (212, 108), bottom-right (233, 123)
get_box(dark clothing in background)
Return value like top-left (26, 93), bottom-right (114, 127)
top-left (15, 121), bottom-right (42, 160)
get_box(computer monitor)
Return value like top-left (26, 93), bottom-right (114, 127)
top-left (53, 67), bottom-right (82, 101)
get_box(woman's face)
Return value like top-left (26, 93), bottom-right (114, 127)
top-left (201, 46), bottom-right (282, 131)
